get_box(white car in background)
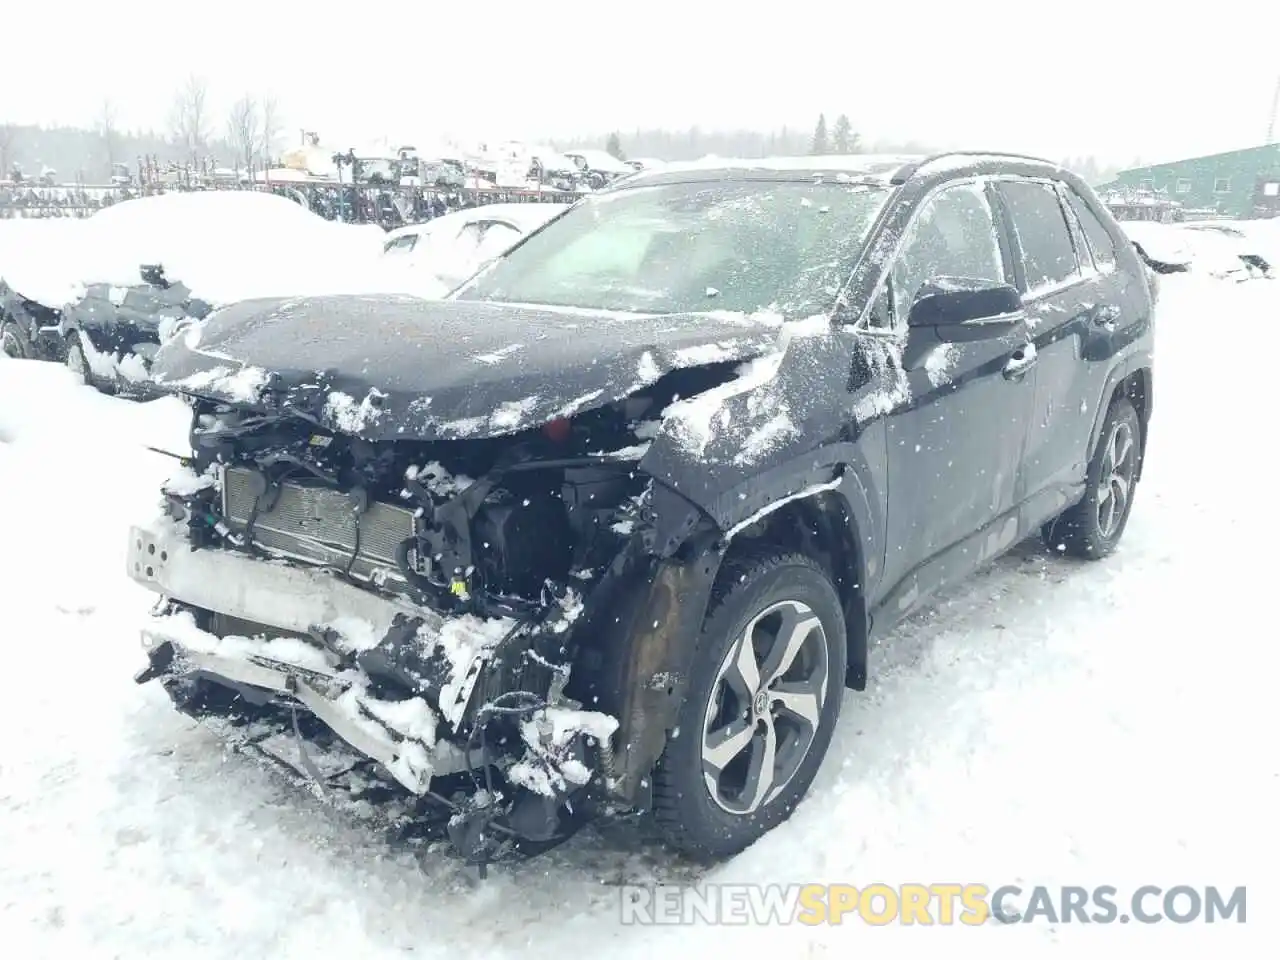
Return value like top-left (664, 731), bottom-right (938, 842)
top-left (380, 202), bottom-right (570, 291)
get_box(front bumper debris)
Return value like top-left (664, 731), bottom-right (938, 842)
top-left (127, 520), bottom-right (479, 795)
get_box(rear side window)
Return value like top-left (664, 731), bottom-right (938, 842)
top-left (1064, 189), bottom-right (1117, 268)
top-left (998, 181), bottom-right (1080, 293)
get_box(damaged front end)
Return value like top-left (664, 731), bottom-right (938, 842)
top-left (129, 371), bottom-right (729, 866)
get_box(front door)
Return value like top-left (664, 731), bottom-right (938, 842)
top-left (872, 180), bottom-right (1038, 606)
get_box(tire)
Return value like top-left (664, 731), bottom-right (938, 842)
top-left (1, 318), bottom-right (31, 359)
top-left (64, 331), bottom-right (93, 387)
top-left (652, 550), bottom-right (847, 860)
top-left (1043, 395), bottom-right (1143, 560)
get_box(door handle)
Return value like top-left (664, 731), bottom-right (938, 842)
top-left (1003, 342), bottom-right (1037, 381)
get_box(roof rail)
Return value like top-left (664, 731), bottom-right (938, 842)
top-left (889, 151), bottom-right (1058, 185)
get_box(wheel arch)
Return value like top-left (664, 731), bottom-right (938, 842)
top-left (719, 486), bottom-right (871, 691)
top-left (1090, 362), bottom-right (1152, 483)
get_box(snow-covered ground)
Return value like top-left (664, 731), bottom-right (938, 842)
top-left (1, 270), bottom-right (1277, 958)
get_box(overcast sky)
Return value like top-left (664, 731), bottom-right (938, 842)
top-left (3, 0), bottom-right (1278, 165)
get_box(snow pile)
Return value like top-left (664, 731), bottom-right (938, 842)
top-left (0, 191), bottom-right (397, 309)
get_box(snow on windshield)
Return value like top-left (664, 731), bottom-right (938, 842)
top-left (456, 181), bottom-right (889, 317)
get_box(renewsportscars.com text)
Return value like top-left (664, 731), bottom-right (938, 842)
top-left (619, 883), bottom-right (1248, 926)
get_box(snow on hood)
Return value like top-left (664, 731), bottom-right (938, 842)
top-left (0, 191), bottom-right (394, 308)
top-left (148, 295), bottom-right (786, 441)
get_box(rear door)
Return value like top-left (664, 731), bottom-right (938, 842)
top-left (992, 178), bottom-right (1101, 506)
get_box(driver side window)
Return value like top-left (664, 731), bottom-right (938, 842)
top-left (887, 183), bottom-right (1006, 327)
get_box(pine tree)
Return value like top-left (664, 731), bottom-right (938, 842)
top-left (606, 132), bottom-right (625, 161)
top-left (832, 114), bottom-right (853, 154)
top-left (810, 114), bottom-right (828, 155)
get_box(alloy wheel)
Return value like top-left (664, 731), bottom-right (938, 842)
top-left (1096, 420), bottom-right (1137, 538)
top-left (701, 599), bottom-right (830, 816)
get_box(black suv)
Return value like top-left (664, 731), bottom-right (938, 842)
top-left (129, 152), bottom-right (1153, 865)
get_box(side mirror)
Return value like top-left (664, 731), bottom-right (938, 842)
top-left (907, 276), bottom-right (1023, 331)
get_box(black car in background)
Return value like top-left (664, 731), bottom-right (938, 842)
top-left (127, 152), bottom-right (1154, 866)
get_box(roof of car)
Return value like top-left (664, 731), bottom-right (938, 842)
top-left (605, 151), bottom-right (1065, 189)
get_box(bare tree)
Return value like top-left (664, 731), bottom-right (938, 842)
top-left (226, 94), bottom-right (260, 178)
top-left (0, 123), bottom-right (18, 177)
top-left (169, 74), bottom-right (211, 157)
top-left (97, 99), bottom-right (120, 175)
top-left (258, 94), bottom-right (281, 167)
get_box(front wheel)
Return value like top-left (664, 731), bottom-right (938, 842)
top-left (1044, 395), bottom-right (1143, 559)
top-left (64, 331), bottom-right (92, 385)
top-left (1, 318), bottom-right (31, 359)
top-left (652, 550), bottom-right (847, 860)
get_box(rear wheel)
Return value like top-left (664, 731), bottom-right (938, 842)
top-left (652, 550), bottom-right (846, 860)
top-left (1044, 395), bottom-right (1143, 559)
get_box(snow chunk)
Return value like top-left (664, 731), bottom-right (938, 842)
top-left (662, 352), bottom-right (785, 457)
top-left (470, 343), bottom-right (524, 365)
top-left (359, 695), bottom-right (438, 746)
top-left (324, 388), bottom-right (386, 434)
top-left (635, 351), bottom-right (662, 385)
top-left (425, 615), bottom-right (518, 726)
top-left (554, 389), bottom-right (606, 418)
top-left (924, 343), bottom-right (958, 387)
top-left (161, 464), bottom-right (215, 497)
top-left (674, 341), bottom-right (747, 366)
top-left (488, 396), bottom-right (539, 433)
top-left (509, 706), bottom-right (620, 798)
top-left (733, 412), bottom-right (800, 465)
top-left (159, 364), bottom-right (269, 403)
top-left (158, 610), bottom-right (336, 674)
top-left (723, 477), bottom-right (844, 541)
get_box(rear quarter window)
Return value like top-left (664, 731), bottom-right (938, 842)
top-left (998, 181), bottom-right (1081, 293)
top-left (1064, 189), bottom-right (1117, 268)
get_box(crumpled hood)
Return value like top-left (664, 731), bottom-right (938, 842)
top-left (149, 294), bottom-right (783, 440)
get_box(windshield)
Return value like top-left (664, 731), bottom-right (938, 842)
top-left (453, 180), bottom-right (890, 316)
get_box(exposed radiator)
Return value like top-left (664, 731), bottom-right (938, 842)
top-left (221, 466), bottom-right (416, 587)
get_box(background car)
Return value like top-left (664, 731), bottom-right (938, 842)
top-left (379, 201), bottom-right (570, 291)
top-left (0, 190), bottom-right (387, 393)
